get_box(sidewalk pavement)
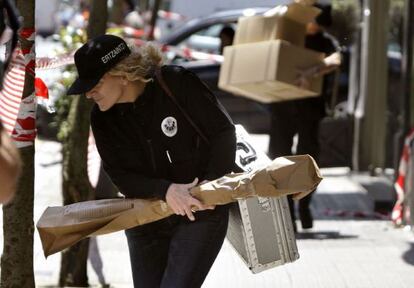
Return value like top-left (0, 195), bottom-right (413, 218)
top-left (1, 138), bottom-right (414, 288)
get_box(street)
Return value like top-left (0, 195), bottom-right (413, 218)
top-left (1, 137), bottom-right (412, 287)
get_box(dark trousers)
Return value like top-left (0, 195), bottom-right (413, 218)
top-left (125, 204), bottom-right (229, 288)
top-left (268, 99), bottom-right (323, 224)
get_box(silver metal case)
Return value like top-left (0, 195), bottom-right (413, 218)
top-left (226, 125), bottom-right (299, 273)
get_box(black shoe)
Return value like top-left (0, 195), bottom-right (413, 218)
top-left (300, 208), bottom-right (313, 229)
top-left (292, 220), bottom-right (297, 233)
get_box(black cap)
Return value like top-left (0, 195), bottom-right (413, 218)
top-left (67, 34), bottom-right (131, 95)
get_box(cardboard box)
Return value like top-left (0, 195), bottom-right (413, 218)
top-left (218, 40), bottom-right (325, 103)
top-left (233, 3), bottom-right (320, 47)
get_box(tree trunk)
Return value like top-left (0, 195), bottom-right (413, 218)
top-left (110, 0), bottom-right (125, 25)
top-left (58, 95), bottom-right (94, 287)
top-left (58, 1), bottom-right (108, 286)
top-left (1, 148), bottom-right (35, 288)
top-left (147, 0), bottom-right (162, 40)
top-left (87, 0), bottom-right (109, 39)
top-left (1, 0), bottom-right (35, 287)
top-left (139, 0), bottom-right (150, 12)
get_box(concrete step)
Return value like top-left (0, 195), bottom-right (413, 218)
top-left (350, 172), bottom-right (395, 204)
top-left (311, 167), bottom-right (395, 220)
top-left (314, 177), bottom-right (374, 219)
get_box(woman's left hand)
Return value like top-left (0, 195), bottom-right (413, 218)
top-left (166, 178), bottom-right (214, 221)
top-left (295, 71), bottom-right (311, 90)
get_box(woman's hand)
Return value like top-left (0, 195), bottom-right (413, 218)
top-left (295, 72), bottom-right (312, 90)
top-left (166, 178), bottom-right (214, 221)
top-left (295, 64), bottom-right (323, 90)
top-left (295, 52), bottom-right (342, 88)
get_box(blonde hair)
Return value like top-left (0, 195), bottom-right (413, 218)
top-left (108, 42), bottom-right (163, 83)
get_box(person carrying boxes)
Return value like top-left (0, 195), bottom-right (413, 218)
top-left (218, 1), bottom-right (341, 231)
top-left (268, 3), bottom-right (342, 231)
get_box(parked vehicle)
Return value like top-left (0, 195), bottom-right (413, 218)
top-left (159, 8), bottom-right (273, 133)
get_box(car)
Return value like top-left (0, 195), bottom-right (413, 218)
top-left (159, 8), bottom-right (273, 133)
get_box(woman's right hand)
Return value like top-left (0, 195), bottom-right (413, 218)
top-left (166, 178), bottom-right (215, 221)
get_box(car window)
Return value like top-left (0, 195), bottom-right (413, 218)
top-left (176, 23), bottom-right (237, 55)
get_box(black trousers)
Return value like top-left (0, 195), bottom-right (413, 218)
top-left (125, 204), bottom-right (229, 288)
top-left (268, 99), bottom-right (324, 223)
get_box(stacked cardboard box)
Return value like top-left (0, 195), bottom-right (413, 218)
top-left (219, 3), bottom-right (325, 103)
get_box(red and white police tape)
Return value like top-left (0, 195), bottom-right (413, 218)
top-left (0, 28), bottom-right (37, 147)
top-left (158, 10), bottom-right (186, 21)
top-left (11, 28), bottom-right (36, 147)
top-left (392, 128), bottom-right (414, 226)
top-left (36, 51), bottom-right (76, 70)
top-left (0, 49), bottom-right (25, 136)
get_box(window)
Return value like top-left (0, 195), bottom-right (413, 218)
top-left (176, 23), bottom-right (237, 55)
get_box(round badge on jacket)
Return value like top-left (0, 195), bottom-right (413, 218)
top-left (161, 116), bottom-right (178, 137)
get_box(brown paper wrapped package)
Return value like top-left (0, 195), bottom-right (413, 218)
top-left (37, 154), bottom-right (322, 257)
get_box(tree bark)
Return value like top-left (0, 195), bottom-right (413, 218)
top-left (58, 95), bottom-right (94, 287)
top-left (1, 148), bottom-right (35, 287)
top-left (87, 0), bottom-right (108, 39)
top-left (139, 0), bottom-right (150, 12)
top-left (1, 0), bottom-right (35, 287)
top-left (110, 0), bottom-right (125, 25)
top-left (148, 0), bottom-right (162, 40)
top-left (58, 1), bottom-right (108, 286)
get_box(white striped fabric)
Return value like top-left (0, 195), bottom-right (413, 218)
top-left (0, 50), bottom-right (25, 136)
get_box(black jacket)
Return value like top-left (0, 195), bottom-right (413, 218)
top-left (303, 31), bottom-right (341, 115)
top-left (91, 65), bottom-right (236, 200)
